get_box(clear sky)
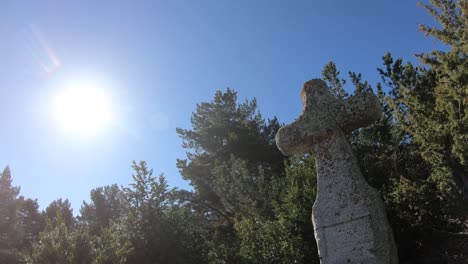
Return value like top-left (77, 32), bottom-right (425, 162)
top-left (1, 0), bottom-right (440, 212)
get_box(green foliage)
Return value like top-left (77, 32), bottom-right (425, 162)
top-left (0, 166), bottom-right (23, 264)
top-left (18, 198), bottom-right (44, 255)
top-left (235, 154), bottom-right (319, 264)
top-left (174, 86), bottom-right (324, 263)
top-left (323, 56), bottom-right (466, 262)
top-left (236, 217), bottom-right (303, 264)
top-left (3, 1), bottom-right (468, 263)
top-left (121, 160), bottom-right (171, 263)
top-left (160, 204), bottom-right (210, 263)
top-left (176, 88), bottom-right (284, 216)
top-left (176, 88), bottom-right (288, 262)
top-left (381, 0), bottom-right (468, 200)
top-left (385, 176), bottom-right (458, 226)
top-left (30, 213), bottom-right (73, 264)
top-left (69, 227), bottom-right (94, 264)
top-left (376, 51), bottom-right (464, 228)
top-left (212, 156), bottom-right (282, 218)
top-left (0, 167), bottom-right (44, 264)
top-left (318, 2), bottom-right (467, 262)
top-left (79, 184), bottom-right (123, 235)
top-left (45, 198), bottom-right (74, 229)
top-left (30, 213), bottom-right (94, 264)
top-left (92, 223), bottom-right (133, 264)
top-left (277, 154), bottom-right (317, 262)
top-left (321, 61), bottom-right (348, 98)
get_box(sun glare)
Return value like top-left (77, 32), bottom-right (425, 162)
top-left (55, 80), bottom-right (111, 136)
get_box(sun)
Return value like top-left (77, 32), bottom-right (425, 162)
top-left (54, 80), bottom-right (111, 136)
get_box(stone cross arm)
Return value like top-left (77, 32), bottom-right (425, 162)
top-left (276, 79), bottom-right (382, 156)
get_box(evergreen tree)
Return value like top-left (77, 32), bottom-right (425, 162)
top-left (159, 200), bottom-right (210, 264)
top-left (30, 213), bottom-right (73, 264)
top-left (79, 184), bottom-right (123, 235)
top-left (44, 198), bottom-right (75, 228)
top-left (176, 89), bottom-right (287, 263)
top-left (121, 160), bottom-right (172, 264)
top-left (318, 2), bottom-right (468, 261)
top-left (321, 61), bottom-right (348, 98)
top-left (0, 166), bottom-right (24, 264)
top-left (92, 223), bottom-right (133, 264)
top-left (236, 154), bottom-right (319, 263)
top-left (17, 198), bottom-right (44, 255)
top-left (176, 88), bottom-right (284, 220)
top-left (418, 0), bottom-right (468, 200)
top-left (380, 0), bottom-right (468, 201)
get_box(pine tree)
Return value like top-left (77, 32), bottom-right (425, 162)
top-left (0, 166), bottom-right (23, 264)
top-left (92, 223), bottom-right (133, 264)
top-left (176, 89), bottom-right (287, 263)
top-left (380, 0), bottom-right (468, 201)
top-left (30, 212), bottom-right (72, 264)
top-left (176, 89), bottom-right (284, 221)
top-left (18, 198), bottom-right (44, 254)
top-left (236, 154), bottom-right (319, 264)
top-left (79, 184), bottom-right (123, 235)
top-left (45, 198), bottom-right (75, 228)
top-left (122, 160), bottom-right (171, 264)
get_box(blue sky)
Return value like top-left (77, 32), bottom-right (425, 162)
top-left (1, 0), bottom-right (440, 212)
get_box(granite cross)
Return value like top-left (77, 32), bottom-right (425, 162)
top-left (276, 79), bottom-right (397, 264)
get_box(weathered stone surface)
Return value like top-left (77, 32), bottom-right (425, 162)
top-left (276, 79), bottom-right (397, 264)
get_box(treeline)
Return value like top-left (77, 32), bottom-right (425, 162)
top-left (1, 0), bottom-right (467, 263)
